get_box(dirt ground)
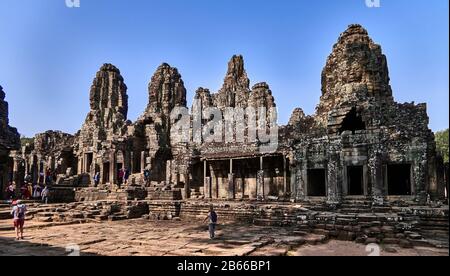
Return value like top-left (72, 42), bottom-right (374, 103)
top-left (0, 219), bottom-right (448, 256)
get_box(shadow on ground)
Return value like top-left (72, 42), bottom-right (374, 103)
top-left (0, 237), bottom-right (101, 256)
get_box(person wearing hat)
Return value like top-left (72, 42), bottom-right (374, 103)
top-left (11, 200), bottom-right (27, 240)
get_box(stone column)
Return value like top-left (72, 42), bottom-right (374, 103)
top-left (38, 157), bottom-right (44, 184)
top-left (31, 155), bottom-right (38, 184)
top-left (203, 160), bottom-right (211, 198)
top-left (140, 151), bottom-right (146, 173)
top-left (257, 156), bottom-right (265, 200)
top-left (83, 154), bottom-right (89, 174)
top-left (228, 159), bottom-right (235, 199)
top-left (130, 151), bottom-right (134, 174)
top-left (77, 157), bottom-right (83, 175)
top-left (24, 158), bottom-right (29, 176)
top-left (109, 151), bottom-right (116, 185)
top-left (369, 152), bottom-right (384, 206)
top-left (166, 161), bottom-right (172, 184)
top-left (183, 172), bottom-right (190, 199)
top-left (12, 158), bottom-right (21, 197)
top-left (327, 152), bottom-right (340, 204)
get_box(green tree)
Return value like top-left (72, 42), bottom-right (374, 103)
top-left (435, 129), bottom-right (449, 163)
top-left (20, 136), bottom-right (34, 148)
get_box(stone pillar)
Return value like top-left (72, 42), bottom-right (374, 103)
top-left (99, 163), bottom-right (104, 185)
top-left (257, 156), bottom-right (265, 199)
top-left (83, 154), bottom-right (89, 174)
top-left (210, 164), bottom-right (218, 199)
top-left (109, 151), bottom-right (116, 185)
top-left (228, 159), bottom-right (235, 199)
top-left (203, 160), bottom-right (211, 198)
top-left (130, 151), bottom-right (134, 174)
top-left (205, 177), bottom-right (211, 199)
top-left (327, 152), bottom-right (340, 204)
top-left (77, 157), bottom-right (83, 175)
top-left (369, 152), bottom-right (384, 206)
top-left (24, 158), bottom-right (29, 176)
top-left (31, 155), bottom-right (38, 184)
top-left (140, 151), bottom-right (146, 173)
top-left (183, 172), bottom-right (190, 199)
top-left (166, 161), bottom-right (172, 184)
top-left (12, 158), bottom-right (21, 197)
top-left (38, 157), bottom-right (44, 184)
top-left (289, 160), bottom-right (299, 201)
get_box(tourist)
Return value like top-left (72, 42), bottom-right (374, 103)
top-left (27, 183), bottom-right (33, 199)
top-left (52, 170), bottom-right (57, 183)
top-left (94, 172), bottom-right (100, 187)
top-left (20, 184), bottom-right (30, 200)
top-left (32, 183), bottom-right (41, 199)
top-left (203, 205), bottom-right (218, 240)
top-left (24, 173), bottom-right (32, 184)
top-left (118, 168), bottom-right (124, 187)
top-left (124, 168), bottom-right (130, 185)
top-left (11, 200), bottom-right (27, 240)
top-left (144, 169), bottom-right (151, 183)
top-left (39, 172), bottom-right (44, 184)
top-left (41, 185), bottom-right (50, 204)
top-left (5, 182), bottom-right (15, 200)
top-left (45, 169), bottom-right (50, 184)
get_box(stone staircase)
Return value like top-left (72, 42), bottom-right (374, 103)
top-left (338, 197), bottom-right (373, 213)
top-left (418, 213), bottom-right (449, 248)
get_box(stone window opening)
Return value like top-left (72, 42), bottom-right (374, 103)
top-left (339, 107), bottom-right (366, 134)
top-left (307, 169), bottom-right (327, 197)
top-left (387, 164), bottom-right (412, 196)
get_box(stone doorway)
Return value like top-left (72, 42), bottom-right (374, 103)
top-left (103, 162), bottom-right (110, 183)
top-left (307, 169), bottom-right (327, 197)
top-left (347, 166), bottom-right (364, 196)
top-left (387, 164), bottom-right (412, 196)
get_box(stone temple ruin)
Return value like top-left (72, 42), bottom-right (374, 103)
top-left (1, 25), bottom-right (448, 249)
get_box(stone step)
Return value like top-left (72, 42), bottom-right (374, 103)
top-left (108, 214), bottom-right (127, 221)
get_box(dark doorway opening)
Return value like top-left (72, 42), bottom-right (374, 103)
top-left (339, 108), bottom-right (366, 134)
top-left (103, 162), bottom-right (110, 183)
top-left (307, 169), bottom-right (327, 197)
top-left (347, 166), bottom-right (364, 195)
top-left (86, 153), bottom-right (93, 172)
top-left (388, 164), bottom-right (412, 195)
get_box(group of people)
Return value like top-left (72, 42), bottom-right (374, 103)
top-left (117, 168), bottom-right (130, 187)
top-left (92, 167), bottom-right (134, 188)
top-left (36, 169), bottom-right (57, 185)
top-left (4, 182), bottom-right (50, 204)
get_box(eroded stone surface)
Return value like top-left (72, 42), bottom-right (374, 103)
top-left (0, 219), bottom-right (447, 257)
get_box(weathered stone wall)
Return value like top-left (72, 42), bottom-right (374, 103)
top-left (0, 86), bottom-right (20, 196)
top-left (288, 24), bottom-right (440, 204)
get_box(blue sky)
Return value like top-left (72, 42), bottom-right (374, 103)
top-left (0, 0), bottom-right (448, 137)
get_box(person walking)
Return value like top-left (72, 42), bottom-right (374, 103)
top-left (32, 183), bottom-right (41, 199)
top-left (93, 172), bottom-right (100, 187)
top-left (203, 205), bottom-right (218, 240)
top-left (5, 182), bottom-right (15, 200)
top-left (41, 186), bottom-right (50, 204)
top-left (11, 200), bottom-right (27, 240)
top-left (124, 168), bottom-right (130, 186)
top-left (144, 169), bottom-right (151, 183)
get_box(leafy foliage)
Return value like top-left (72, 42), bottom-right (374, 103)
top-left (435, 129), bottom-right (449, 163)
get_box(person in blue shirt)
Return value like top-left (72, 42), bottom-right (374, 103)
top-left (203, 205), bottom-right (218, 239)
